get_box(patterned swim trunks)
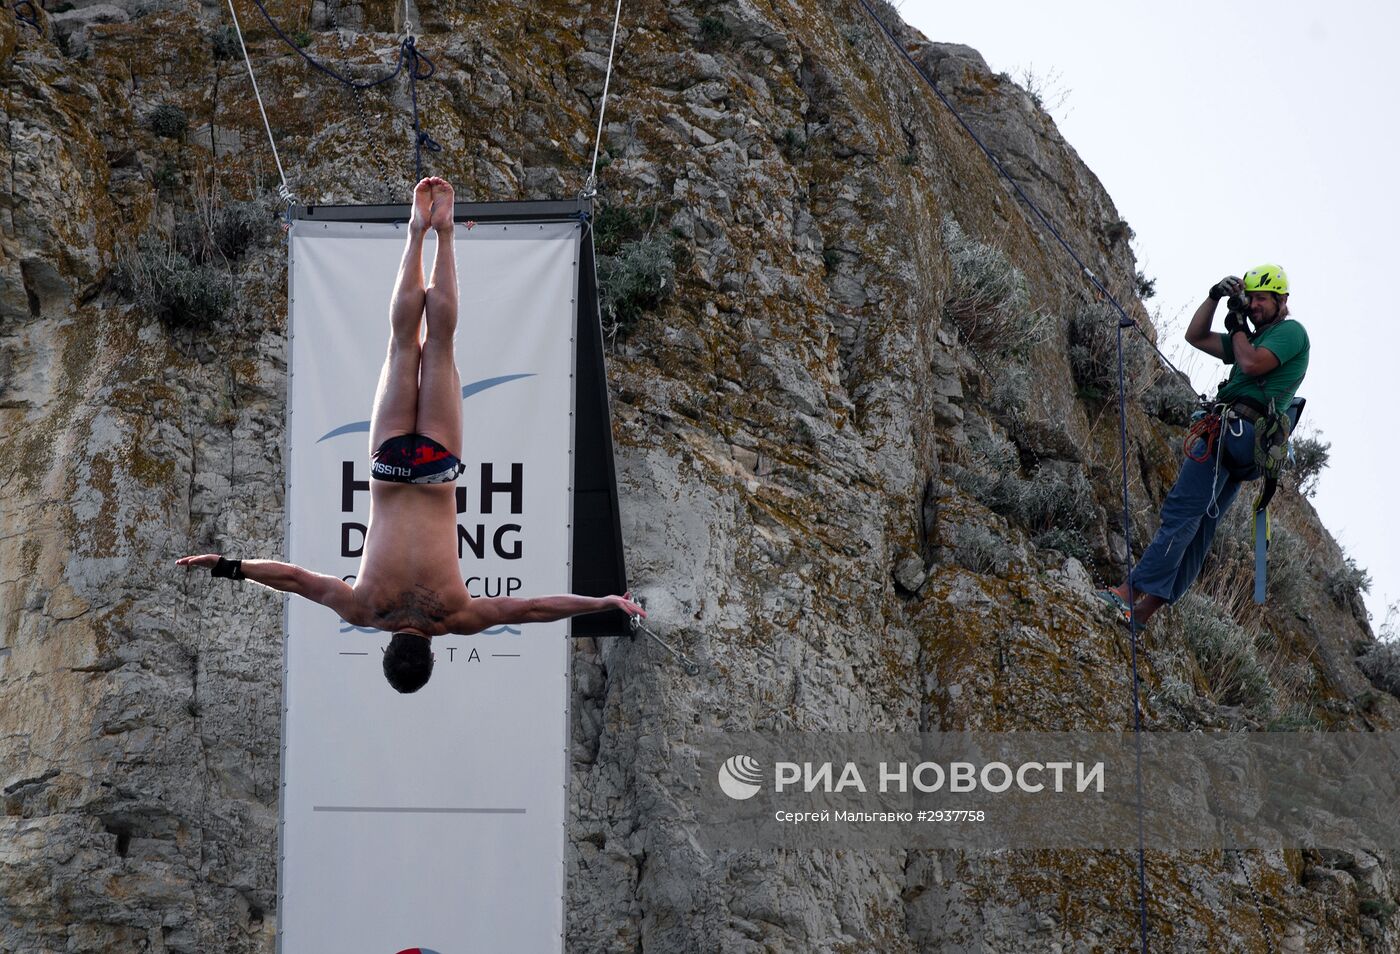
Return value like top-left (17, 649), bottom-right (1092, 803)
top-left (371, 434), bottom-right (466, 485)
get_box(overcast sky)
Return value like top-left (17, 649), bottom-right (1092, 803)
top-left (894, 0), bottom-right (1396, 630)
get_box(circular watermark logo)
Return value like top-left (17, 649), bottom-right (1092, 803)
top-left (718, 755), bottom-right (764, 800)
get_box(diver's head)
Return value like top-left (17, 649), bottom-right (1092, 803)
top-left (382, 632), bottom-right (433, 693)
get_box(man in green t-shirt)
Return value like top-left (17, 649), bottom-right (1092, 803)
top-left (1101, 264), bottom-right (1310, 626)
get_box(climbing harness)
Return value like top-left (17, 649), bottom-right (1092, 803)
top-left (1249, 396), bottom-right (1305, 604)
top-left (1181, 387), bottom-right (1305, 601)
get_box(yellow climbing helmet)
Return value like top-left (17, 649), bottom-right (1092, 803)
top-left (1244, 264), bottom-right (1289, 296)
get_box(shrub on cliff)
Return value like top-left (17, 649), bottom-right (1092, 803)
top-left (1288, 431), bottom-right (1330, 498)
top-left (1358, 639), bottom-right (1400, 699)
top-left (597, 235), bottom-right (675, 337)
top-left (148, 103), bottom-right (188, 140)
top-left (113, 233), bottom-right (233, 330)
top-left (593, 204), bottom-right (677, 338)
top-left (1164, 593), bottom-right (1275, 712)
top-left (941, 216), bottom-right (1049, 359)
top-left (176, 198), bottom-right (271, 264)
top-left (949, 429), bottom-right (1097, 558)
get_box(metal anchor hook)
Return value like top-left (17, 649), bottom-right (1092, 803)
top-left (630, 613), bottom-right (701, 676)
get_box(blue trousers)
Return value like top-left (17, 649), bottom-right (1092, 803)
top-left (1129, 418), bottom-right (1260, 604)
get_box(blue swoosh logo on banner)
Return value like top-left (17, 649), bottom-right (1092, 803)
top-left (340, 623), bottom-right (522, 635)
top-left (316, 373), bottom-right (537, 442)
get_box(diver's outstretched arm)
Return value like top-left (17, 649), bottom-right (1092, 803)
top-left (176, 553), bottom-right (364, 623)
top-left (450, 591), bottom-right (644, 635)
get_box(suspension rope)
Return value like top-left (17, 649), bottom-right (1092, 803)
top-left (1115, 317), bottom-right (1151, 952)
top-left (226, 0), bottom-right (297, 206)
top-left (243, 0), bottom-right (441, 181)
top-left (583, 0), bottom-right (625, 199)
top-left (403, 37), bottom-right (442, 181)
top-left (243, 0), bottom-right (422, 92)
top-left (226, 0), bottom-right (442, 199)
top-left (852, 1), bottom-right (1156, 948)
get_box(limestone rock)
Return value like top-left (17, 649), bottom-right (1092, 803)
top-left (1, 2), bottom-right (1395, 953)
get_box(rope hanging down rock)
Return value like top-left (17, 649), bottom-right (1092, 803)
top-left (225, 0), bottom-right (443, 200)
top-left (226, 0), bottom-right (296, 206)
top-left (583, 0), bottom-right (625, 199)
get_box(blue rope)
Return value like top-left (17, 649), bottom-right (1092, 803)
top-left (1116, 321), bottom-right (1151, 953)
top-left (853, 1), bottom-right (1153, 948)
top-left (404, 37), bottom-right (442, 181)
top-left (241, 0), bottom-right (441, 182)
top-left (10, 0), bottom-right (40, 29)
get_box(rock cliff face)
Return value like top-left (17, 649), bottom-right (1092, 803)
top-left (2, 0), bottom-right (1397, 951)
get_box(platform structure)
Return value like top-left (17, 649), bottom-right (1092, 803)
top-left (278, 200), bottom-right (627, 953)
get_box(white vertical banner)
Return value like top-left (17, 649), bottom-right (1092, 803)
top-left (280, 220), bottom-right (580, 954)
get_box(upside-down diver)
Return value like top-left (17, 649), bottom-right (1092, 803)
top-left (180, 177), bottom-right (643, 692)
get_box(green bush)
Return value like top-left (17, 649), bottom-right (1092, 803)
top-left (1008, 465), bottom-right (1098, 536)
top-left (1104, 219), bottom-right (1134, 244)
top-left (149, 103), bottom-right (188, 140)
top-left (1288, 432), bottom-right (1330, 498)
top-left (867, 0), bottom-right (904, 35)
top-left (1325, 556), bottom-right (1370, 607)
top-left (1262, 525), bottom-right (1311, 615)
top-left (941, 216), bottom-right (1050, 359)
top-left (153, 159), bottom-right (180, 194)
top-left (1358, 641), bottom-right (1400, 698)
top-left (986, 364), bottom-right (1030, 418)
top-left (210, 25), bottom-right (239, 60)
top-left (950, 430), bottom-right (1098, 548)
top-left (113, 234), bottom-right (234, 331)
top-left (953, 523), bottom-right (1012, 576)
top-left (778, 127), bottom-right (807, 159)
top-left (1032, 527), bottom-right (1091, 562)
top-left (1209, 504), bottom-right (1310, 615)
top-left (1068, 304), bottom-right (1121, 400)
top-left (698, 15), bottom-right (730, 48)
top-left (177, 199), bottom-right (271, 263)
top-left (597, 234), bottom-right (675, 337)
top-left (1141, 371), bottom-right (1197, 426)
top-left (1168, 593), bottom-right (1275, 712)
top-left (593, 205), bottom-right (645, 256)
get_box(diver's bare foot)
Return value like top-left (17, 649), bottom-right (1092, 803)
top-left (409, 177), bottom-right (435, 235)
top-left (429, 178), bottom-right (455, 232)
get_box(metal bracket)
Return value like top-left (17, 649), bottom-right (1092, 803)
top-left (629, 609), bottom-right (700, 676)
